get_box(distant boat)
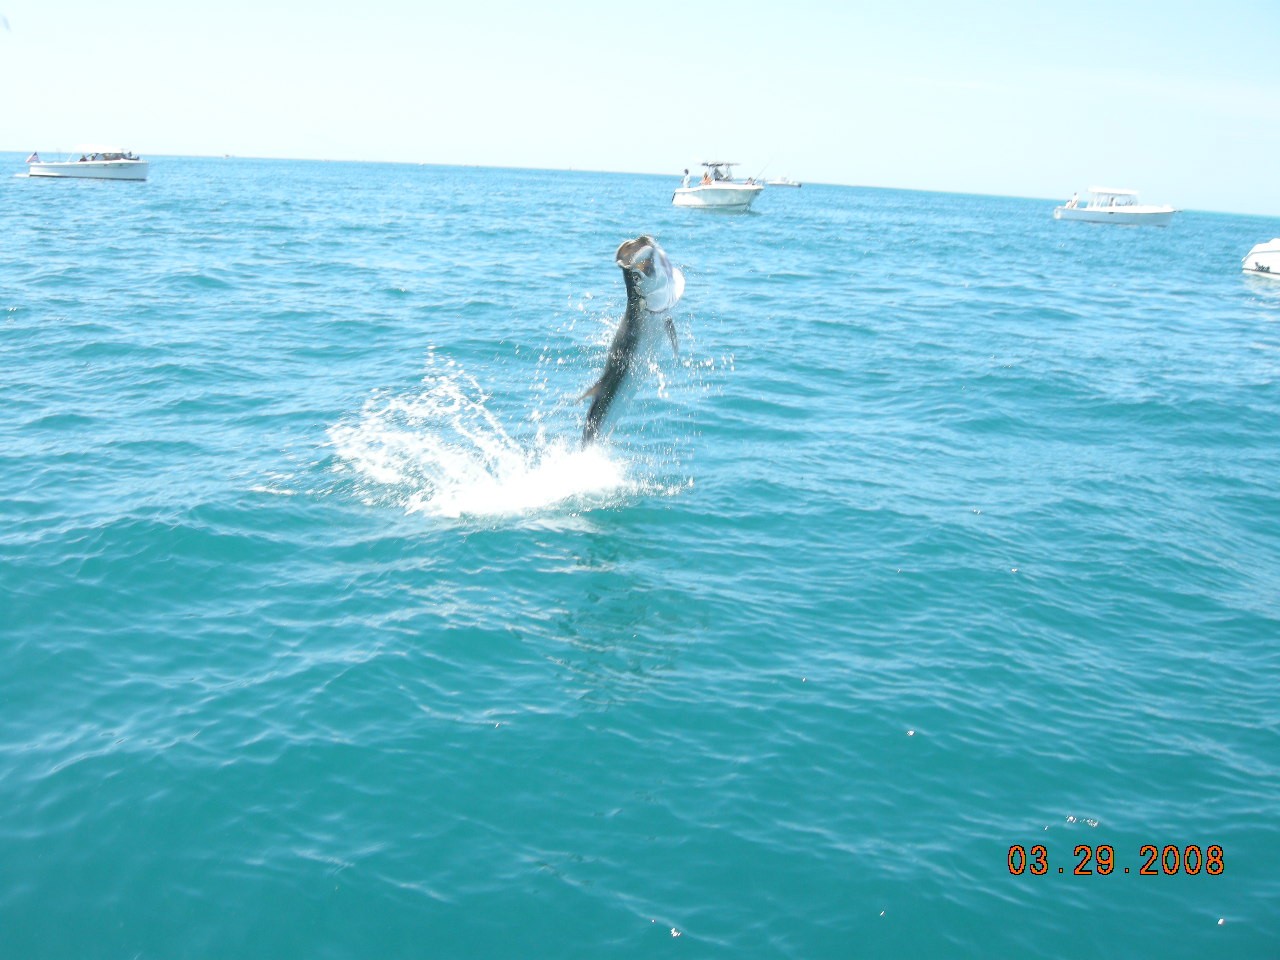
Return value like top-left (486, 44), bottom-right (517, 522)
top-left (26, 146), bottom-right (148, 181)
top-left (672, 161), bottom-right (763, 211)
top-left (1053, 187), bottom-right (1175, 225)
top-left (765, 175), bottom-right (801, 188)
top-left (1242, 239), bottom-right (1280, 277)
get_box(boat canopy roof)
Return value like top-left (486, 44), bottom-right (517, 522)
top-left (1087, 187), bottom-right (1139, 196)
top-left (701, 161), bottom-right (738, 167)
top-left (72, 144), bottom-right (135, 156)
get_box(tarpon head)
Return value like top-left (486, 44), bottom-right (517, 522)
top-left (615, 235), bottom-right (685, 313)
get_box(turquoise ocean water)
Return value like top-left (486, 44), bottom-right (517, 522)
top-left (3, 155), bottom-right (1279, 958)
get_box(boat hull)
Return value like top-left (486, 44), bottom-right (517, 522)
top-left (1242, 239), bottom-right (1280, 277)
top-left (28, 160), bottom-right (148, 181)
top-left (672, 183), bottom-right (763, 210)
top-left (1053, 205), bottom-right (1175, 226)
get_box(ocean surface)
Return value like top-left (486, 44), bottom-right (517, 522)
top-left (3, 154), bottom-right (1279, 959)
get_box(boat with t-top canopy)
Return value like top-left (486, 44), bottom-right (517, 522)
top-left (1053, 187), bottom-right (1175, 225)
top-left (672, 162), bottom-right (763, 210)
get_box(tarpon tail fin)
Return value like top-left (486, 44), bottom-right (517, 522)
top-left (664, 317), bottom-right (679, 358)
top-left (582, 393), bottom-right (610, 446)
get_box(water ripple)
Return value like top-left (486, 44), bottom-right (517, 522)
top-left (1, 158), bottom-right (1278, 958)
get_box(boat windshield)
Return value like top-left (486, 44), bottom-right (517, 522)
top-left (1089, 190), bottom-right (1138, 208)
top-left (71, 146), bottom-right (140, 161)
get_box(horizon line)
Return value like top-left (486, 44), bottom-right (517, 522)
top-left (5, 149), bottom-right (1278, 219)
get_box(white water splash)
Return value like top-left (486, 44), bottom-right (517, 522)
top-left (329, 354), bottom-right (648, 519)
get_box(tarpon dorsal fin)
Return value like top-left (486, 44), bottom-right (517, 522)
top-left (578, 380), bottom-right (604, 403)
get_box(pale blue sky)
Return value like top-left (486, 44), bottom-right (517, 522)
top-left (4, 0), bottom-right (1279, 215)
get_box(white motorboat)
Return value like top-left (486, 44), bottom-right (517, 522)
top-left (1053, 187), bottom-right (1175, 225)
top-left (672, 162), bottom-right (763, 210)
top-left (1242, 239), bottom-right (1280, 277)
top-left (765, 175), bottom-right (801, 188)
top-left (26, 147), bottom-right (148, 181)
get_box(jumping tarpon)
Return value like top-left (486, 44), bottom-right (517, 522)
top-left (580, 236), bottom-right (685, 444)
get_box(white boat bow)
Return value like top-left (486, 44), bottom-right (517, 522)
top-left (1243, 239), bottom-right (1280, 277)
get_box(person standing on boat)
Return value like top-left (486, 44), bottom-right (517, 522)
top-left (682, 168), bottom-right (690, 189)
